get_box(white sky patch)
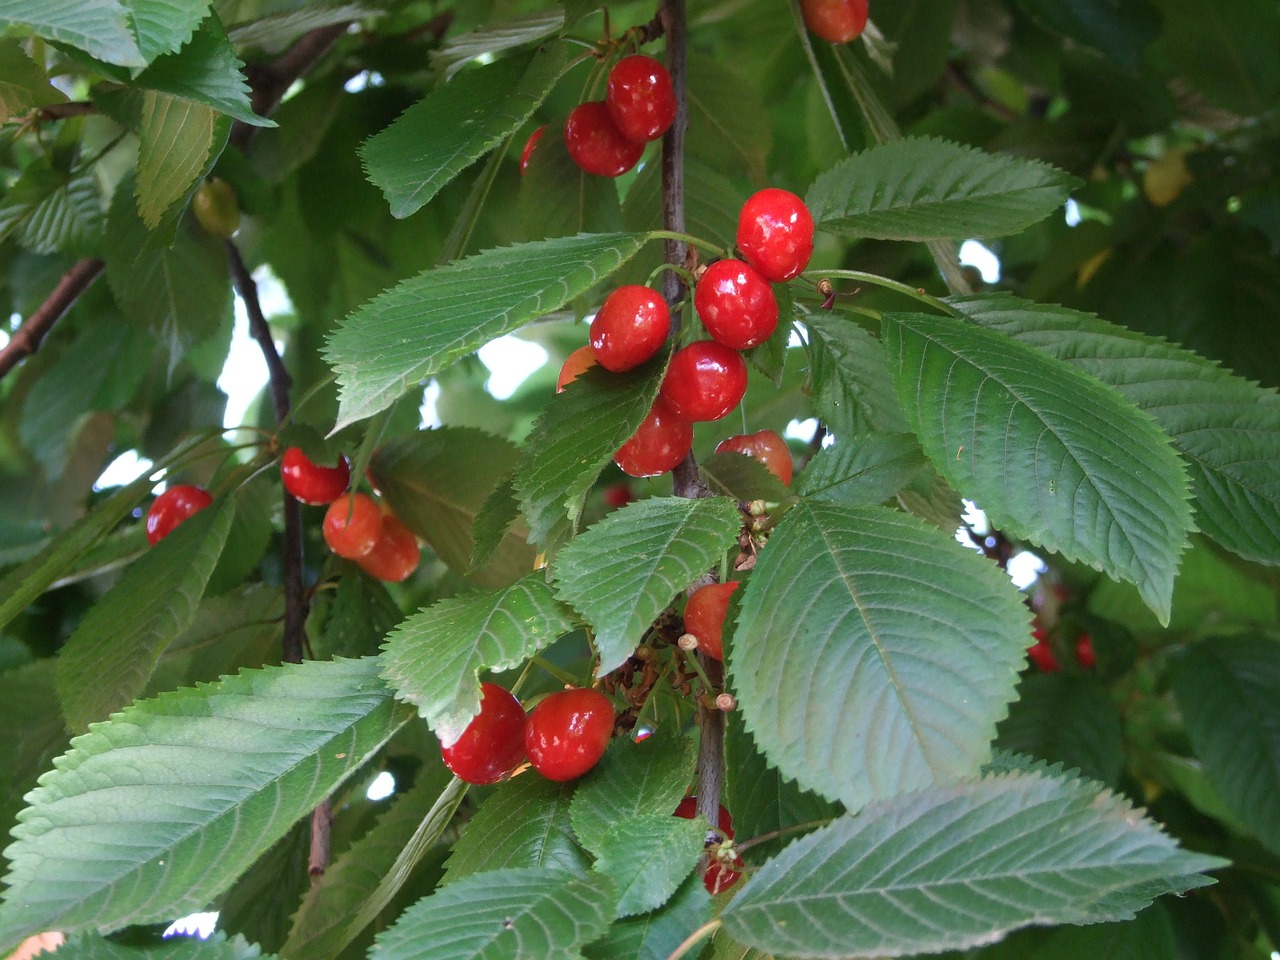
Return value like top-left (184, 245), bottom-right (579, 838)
top-left (220, 268), bottom-right (291, 431)
top-left (94, 450), bottom-right (153, 491)
top-left (0, 329), bottom-right (8, 351)
top-left (164, 912), bottom-right (218, 939)
top-left (419, 379), bottom-right (442, 428)
top-left (959, 239), bottom-right (1001, 283)
top-left (784, 417), bottom-right (817, 441)
top-left (1065, 198), bottom-right (1082, 226)
top-left (367, 770), bottom-right (396, 801)
top-left (343, 70), bottom-right (385, 92)
top-left (956, 501), bottom-right (1045, 588)
top-left (478, 335), bottom-right (549, 400)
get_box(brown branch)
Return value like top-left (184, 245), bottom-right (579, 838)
top-left (0, 258), bottom-right (103, 379)
top-left (36, 102), bottom-right (97, 121)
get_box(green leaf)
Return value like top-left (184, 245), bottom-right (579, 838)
top-left (0, 40), bottom-right (67, 118)
top-left (48, 932), bottom-right (265, 960)
top-left (686, 57), bottom-right (772, 185)
top-left (731, 501), bottom-right (1031, 810)
top-left (134, 17), bottom-right (267, 125)
top-left (0, 165), bottom-right (106, 256)
top-left (362, 45), bottom-right (570, 219)
top-left (797, 433), bottom-right (927, 506)
top-left (802, 306), bottom-right (910, 435)
top-left (952, 293), bottom-right (1280, 566)
top-left (124, 0), bottom-right (212, 63)
top-left (0, 0), bottom-right (143, 68)
top-left (1017, 0), bottom-right (1160, 72)
top-left (0, 657), bottom-right (413, 943)
top-left (319, 563), bottom-right (403, 660)
top-left (380, 573), bottom-right (574, 744)
top-left (806, 137), bottom-right (1081, 241)
top-left (368, 867), bottom-right (614, 960)
top-left (593, 816), bottom-right (705, 918)
top-left (136, 91), bottom-right (227, 230)
top-left (551, 497), bottom-right (743, 673)
top-left (445, 775), bottom-right (589, 882)
top-left (1171, 636), bottom-right (1280, 856)
top-left (327, 232), bottom-right (647, 428)
top-left (719, 769), bottom-right (1225, 957)
top-left (700, 452), bottom-right (791, 504)
top-left (519, 117), bottom-right (623, 241)
top-left (55, 494), bottom-right (234, 733)
top-left (0, 662), bottom-right (70, 852)
top-left (583, 872), bottom-right (712, 960)
top-left (995, 674), bottom-right (1125, 787)
top-left (433, 11), bottom-right (565, 79)
top-left (965, 900), bottom-right (1178, 959)
top-left (570, 727), bottom-right (699, 855)
top-left (882, 311), bottom-right (1193, 622)
top-left (1149, 0), bottom-right (1280, 115)
top-left (470, 474), bottom-right (521, 572)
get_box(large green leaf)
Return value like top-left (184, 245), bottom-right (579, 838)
top-left (55, 494), bottom-right (235, 733)
top-left (49, 932), bottom-right (264, 960)
top-left (592, 816), bottom-right (705, 918)
top-left (882, 311), bottom-right (1193, 622)
top-left (551, 497), bottom-right (743, 673)
top-left (802, 306), bottom-right (909, 436)
top-left (134, 18), bottom-right (268, 126)
top-left (0, 657), bottom-right (412, 944)
top-left (797, 433), bottom-right (927, 506)
top-left (0, 40), bottom-right (66, 119)
top-left (326, 232), bottom-right (647, 428)
top-left (433, 11), bottom-right (565, 78)
top-left (952, 293), bottom-right (1280, 566)
top-left (806, 137), bottom-right (1080, 241)
top-left (368, 867), bottom-right (614, 960)
top-left (136, 92), bottom-right (226, 230)
top-left (519, 119), bottom-right (623, 241)
top-left (583, 872), bottom-right (712, 960)
top-left (995, 674), bottom-right (1125, 787)
top-left (380, 573), bottom-right (574, 744)
top-left (0, 0), bottom-right (143, 67)
top-left (1171, 636), bottom-right (1280, 855)
top-left (362, 45), bottom-right (570, 219)
top-left (960, 901), bottom-right (1178, 959)
top-left (719, 769), bottom-right (1225, 957)
top-left (731, 501), bottom-right (1030, 810)
top-left (125, 0), bottom-right (212, 63)
top-left (0, 662), bottom-right (70, 851)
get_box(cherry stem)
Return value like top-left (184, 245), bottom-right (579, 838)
top-left (802, 268), bottom-right (961, 315)
top-left (530, 655), bottom-right (582, 689)
top-left (643, 260), bottom-right (698, 292)
top-left (648, 228), bottom-right (728, 261)
top-left (735, 817), bottom-right (834, 855)
top-left (663, 919), bottom-right (722, 960)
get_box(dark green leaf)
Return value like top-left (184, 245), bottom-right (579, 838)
top-left (519, 117), bottom-right (623, 241)
top-left (1017, 0), bottom-right (1160, 72)
top-left (0, 40), bottom-right (66, 118)
top-left (802, 307), bottom-right (910, 435)
top-left (797, 433), bottom-right (927, 505)
top-left (593, 815), bottom-right (705, 917)
top-left (134, 18), bottom-right (269, 126)
top-left (583, 872), bottom-right (712, 960)
top-left (996, 674), bottom-right (1125, 787)
top-left (700, 452), bottom-right (791, 503)
top-left (0, 662), bottom-right (70, 852)
top-left (1149, 0), bottom-right (1280, 114)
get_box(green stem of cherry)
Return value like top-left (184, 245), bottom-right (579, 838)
top-left (801, 268), bottom-right (961, 315)
top-left (530, 655), bottom-right (582, 689)
top-left (663, 919), bottom-right (722, 960)
top-left (648, 229), bottom-right (730, 261)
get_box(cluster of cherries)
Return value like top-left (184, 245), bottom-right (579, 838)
top-left (1027, 624), bottom-right (1096, 673)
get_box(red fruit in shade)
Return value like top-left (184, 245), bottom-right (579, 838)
top-left (590, 285), bottom-right (670, 372)
top-left (737, 188), bottom-right (815, 282)
top-left (322, 493), bottom-right (383, 559)
top-left (603, 483), bottom-right (635, 509)
top-left (525, 687), bottom-right (615, 781)
top-left (605, 54), bottom-right (678, 143)
top-left (614, 396), bottom-right (693, 477)
top-left (440, 682), bottom-right (528, 785)
top-left (356, 515), bottom-right (420, 582)
top-left (659, 341), bottom-right (749, 422)
top-left (1075, 633), bottom-right (1096, 670)
top-left (800, 0), bottom-right (870, 43)
top-left (674, 796), bottom-right (734, 837)
top-left (704, 858), bottom-right (745, 895)
top-left (520, 125), bottom-right (545, 175)
top-left (146, 484), bottom-right (213, 546)
top-left (1027, 628), bottom-right (1061, 673)
top-left (683, 581), bottom-right (741, 661)
top-left (694, 259), bottom-right (779, 350)
top-left (280, 447), bottom-right (351, 505)
top-left (557, 346), bottom-right (598, 393)
top-left (564, 101), bottom-right (644, 177)
top-left (715, 429), bottom-right (794, 486)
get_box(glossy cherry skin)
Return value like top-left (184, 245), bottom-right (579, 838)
top-left (146, 485), bottom-right (213, 546)
top-left (694, 260), bottom-right (779, 350)
top-left (557, 346), bottom-right (598, 393)
top-left (1075, 633), bottom-right (1096, 670)
top-left (605, 54), bottom-right (677, 143)
top-left (564, 101), bottom-right (645, 177)
top-left (280, 447), bottom-right (351, 505)
top-left (800, 0), bottom-right (870, 43)
top-left (590, 285), bottom-right (670, 372)
top-left (659, 341), bottom-right (749, 422)
top-left (525, 688), bottom-right (615, 781)
top-left (356, 515), bottom-right (420, 582)
top-left (683, 581), bottom-right (741, 661)
top-left (322, 493), bottom-right (383, 559)
top-left (737, 188), bottom-right (815, 282)
top-left (715, 430), bottom-right (794, 486)
top-left (1027, 627), bottom-right (1061, 673)
top-left (674, 795), bottom-right (734, 838)
top-left (441, 683), bottom-right (528, 785)
top-left (614, 396), bottom-right (693, 477)
top-left (520, 125), bottom-right (545, 175)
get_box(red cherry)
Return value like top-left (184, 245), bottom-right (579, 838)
top-left (520, 125), bottom-right (545, 175)
top-left (280, 447), bottom-right (351, 505)
top-left (525, 687), bottom-right (615, 781)
top-left (323, 493), bottom-right (383, 559)
top-left (564, 101), bottom-right (644, 177)
top-left (590, 286), bottom-right (670, 372)
top-left (603, 483), bottom-right (635, 509)
top-left (1027, 628), bottom-right (1061, 673)
top-left (356, 515), bottom-right (420, 582)
top-left (146, 484), bottom-right (213, 546)
top-left (673, 795), bottom-right (734, 838)
top-left (614, 396), bottom-right (693, 478)
top-left (800, 0), bottom-right (870, 43)
top-left (715, 430), bottom-right (794, 486)
top-left (694, 260), bottom-right (779, 350)
top-left (441, 682), bottom-right (528, 785)
top-left (1075, 633), bottom-right (1096, 670)
top-left (704, 857), bottom-right (744, 895)
top-left (605, 54), bottom-right (677, 144)
top-left (557, 346), bottom-right (598, 393)
top-left (683, 581), bottom-right (740, 661)
top-left (737, 188), bottom-right (815, 282)
top-left (659, 341), bottom-right (749, 422)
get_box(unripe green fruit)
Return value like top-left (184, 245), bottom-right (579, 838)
top-left (192, 178), bottom-right (241, 238)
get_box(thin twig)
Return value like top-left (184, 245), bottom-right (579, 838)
top-left (0, 258), bottom-right (103, 380)
top-left (233, 23), bottom-right (351, 149)
top-left (36, 102), bottom-right (96, 121)
top-left (308, 799), bottom-right (333, 879)
top-left (226, 241), bottom-right (292, 422)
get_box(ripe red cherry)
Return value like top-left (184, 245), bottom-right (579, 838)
top-left (614, 396), bottom-right (693, 477)
top-left (280, 447), bottom-right (351, 505)
top-left (605, 54), bottom-right (677, 144)
top-left (525, 687), bottom-right (615, 781)
top-left (659, 341), bottom-right (749, 422)
top-left (356, 515), bottom-right (420, 582)
top-left (520, 125), bottom-right (545, 175)
top-left (441, 682), bottom-right (527, 785)
top-left (673, 796), bottom-right (734, 837)
top-left (737, 189), bottom-right (815, 282)
top-left (683, 581), bottom-right (741, 661)
top-left (1027, 627), bottom-right (1061, 673)
top-left (146, 484), bottom-right (213, 546)
top-left (800, 0), bottom-right (870, 43)
top-left (694, 260), bottom-right (779, 350)
top-left (590, 285), bottom-right (670, 372)
top-left (1075, 633), bottom-right (1096, 670)
top-left (603, 483), bottom-right (635, 509)
top-left (704, 857), bottom-right (744, 895)
top-left (557, 345), bottom-right (598, 393)
top-left (715, 430), bottom-right (794, 486)
top-left (564, 101), bottom-right (644, 177)
top-left (323, 493), bottom-right (383, 559)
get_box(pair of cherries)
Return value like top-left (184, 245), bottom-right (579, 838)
top-left (1027, 625), bottom-right (1096, 673)
top-left (441, 683), bottom-right (616, 785)
top-left (564, 54), bottom-right (677, 177)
